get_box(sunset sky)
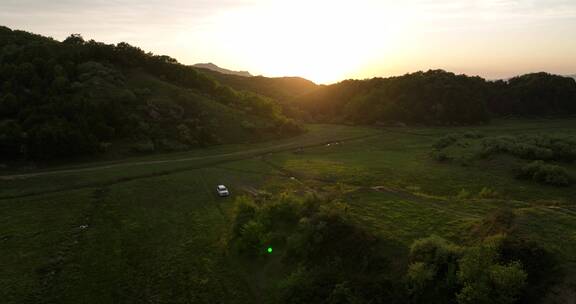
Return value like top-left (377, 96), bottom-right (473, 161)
top-left (2, 0), bottom-right (575, 84)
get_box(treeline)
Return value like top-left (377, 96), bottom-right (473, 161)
top-left (0, 26), bottom-right (302, 161)
top-left (292, 70), bottom-right (576, 125)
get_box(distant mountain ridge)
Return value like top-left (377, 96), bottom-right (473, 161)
top-left (198, 68), bottom-right (318, 102)
top-left (192, 62), bottom-right (252, 77)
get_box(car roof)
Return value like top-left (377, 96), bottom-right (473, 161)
top-left (217, 185), bottom-right (226, 189)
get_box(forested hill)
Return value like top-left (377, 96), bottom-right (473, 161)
top-left (0, 26), bottom-right (302, 161)
top-left (293, 70), bottom-right (576, 125)
top-left (194, 68), bottom-right (318, 102)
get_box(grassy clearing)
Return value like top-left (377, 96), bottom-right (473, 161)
top-left (266, 121), bottom-right (576, 203)
top-left (0, 124), bottom-right (378, 199)
top-left (2, 119), bottom-right (576, 303)
top-left (0, 190), bottom-right (94, 303)
top-left (42, 170), bottom-right (254, 304)
top-left (1, 169), bottom-right (265, 304)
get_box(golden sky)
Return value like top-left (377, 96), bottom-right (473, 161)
top-left (2, 0), bottom-right (576, 83)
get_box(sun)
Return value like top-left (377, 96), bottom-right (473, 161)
top-left (193, 0), bottom-right (408, 84)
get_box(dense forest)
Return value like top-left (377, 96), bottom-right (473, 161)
top-left (292, 70), bottom-right (576, 124)
top-left (201, 68), bottom-right (576, 125)
top-left (0, 26), bottom-right (302, 161)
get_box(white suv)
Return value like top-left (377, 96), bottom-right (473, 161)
top-left (216, 185), bottom-right (230, 197)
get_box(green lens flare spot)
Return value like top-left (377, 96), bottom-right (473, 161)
top-left (267, 247), bottom-right (273, 253)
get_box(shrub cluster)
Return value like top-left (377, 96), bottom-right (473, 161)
top-left (433, 134), bottom-right (460, 150)
top-left (431, 150), bottom-right (452, 162)
top-left (407, 235), bottom-right (530, 304)
top-left (406, 206), bottom-right (559, 304)
top-left (228, 194), bottom-right (405, 304)
top-left (229, 195), bottom-right (555, 304)
top-left (516, 161), bottom-right (571, 186)
top-left (432, 132), bottom-right (485, 150)
top-left (480, 135), bottom-right (576, 162)
top-left (432, 134), bottom-right (575, 187)
top-left (431, 133), bottom-right (485, 165)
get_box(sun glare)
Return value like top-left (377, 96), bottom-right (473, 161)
top-left (194, 1), bottom-right (408, 83)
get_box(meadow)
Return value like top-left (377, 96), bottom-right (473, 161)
top-left (1, 119), bottom-right (576, 303)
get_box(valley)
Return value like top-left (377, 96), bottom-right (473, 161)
top-left (2, 120), bottom-right (575, 303)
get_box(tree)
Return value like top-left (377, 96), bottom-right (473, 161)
top-left (63, 33), bottom-right (85, 45)
top-left (406, 236), bottom-right (462, 303)
top-left (0, 93), bottom-right (20, 117)
top-left (456, 237), bottom-right (527, 304)
top-left (0, 120), bottom-right (24, 158)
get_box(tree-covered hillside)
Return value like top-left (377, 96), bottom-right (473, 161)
top-left (195, 68), bottom-right (318, 103)
top-left (0, 26), bottom-right (303, 161)
top-left (195, 68), bottom-right (319, 118)
top-left (2, 25), bottom-right (574, 162)
top-left (293, 70), bottom-right (576, 125)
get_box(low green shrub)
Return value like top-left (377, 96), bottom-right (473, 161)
top-left (499, 236), bottom-right (557, 304)
top-left (463, 131), bottom-right (484, 139)
top-left (433, 134), bottom-right (460, 150)
top-left (407, 235), bottom-right (529, 304)
top-left (516, 161), bottom-right (571, 186)
top-left (431, 150), bottom-right (452, 162)
top-left (477, 187), bottom-right (500, 199)
top-left (130, 141), bottom-right (155, 153)
top-left (406, 236), bottom-right (462, 304)
top-left (456, 189), bottom-right (471, 200)
top-left (471, 208), bottom-right (516, 237)
top-left (480, 135), bottom-right (576, 162)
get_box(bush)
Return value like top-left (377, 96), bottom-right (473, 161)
top-left (278, 118), bottom-right (305, 136)
top-left (499, 236), bottom-right (557, 304)
top-left (434, 134), bottom-right (459, 150)
top-left (477, 187), bottom-right (500, 199)
top-left (407, 232), bottom-right (553, 304)
top-left (471, 208), bottom-right (516, 237)
top-left (276, 267), bottom-right (337, 304)
top-left (516, 161), bottom-right (571, 186)
top-left (130, 141), bottom-right (155, 153)
top-left (431, 150), bottom-right (452, 162)
top-left (480, 135), bottom-right (576, 162)
top-left (228, 193), bottom-right (404, 303)
top-left (463, 131), bottom-right (484, 139)
top-left (457, 238), bottom-right (527, 304)
top-left (470, 211), bottom-right (557, 304)
top-left (230, 196), bottom-right (257, 236)
top-left (456, 189), bottom-right (471, 200)
top-left (406, 236), bottom-right (462, 303)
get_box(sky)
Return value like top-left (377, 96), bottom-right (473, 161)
top-left (1, 0), bottom-right (575, 84)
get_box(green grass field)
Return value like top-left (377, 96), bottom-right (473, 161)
top-left (2, 120), bottom-right (576, 303)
